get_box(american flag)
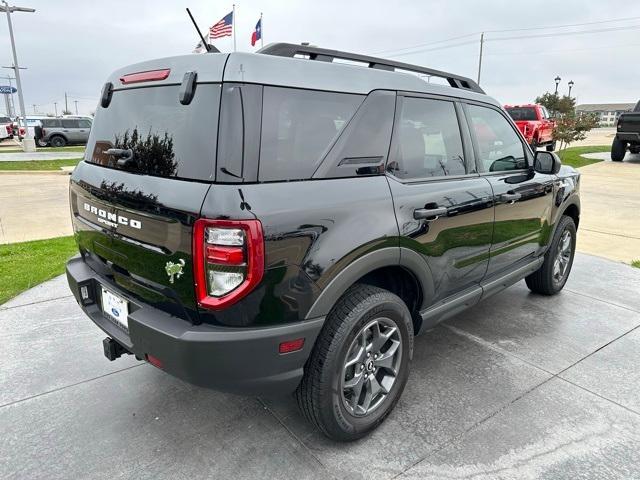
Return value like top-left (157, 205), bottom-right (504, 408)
top-left (210, 12), bottom-right (233, 39)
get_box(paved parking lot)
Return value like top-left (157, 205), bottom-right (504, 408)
top-left (2, 252), bottom-right (640, 479)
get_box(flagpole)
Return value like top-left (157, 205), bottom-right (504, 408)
top-left (260, 12), bottom-right (263, 48)
top-left (232, 4), bottom-right (237, 52)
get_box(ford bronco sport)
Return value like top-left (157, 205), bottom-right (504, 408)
top-left (66, 43), bottom-right (581, 441)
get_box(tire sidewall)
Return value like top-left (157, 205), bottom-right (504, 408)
top-left (547, 217), bottom-right (577, 292)
top-left (51, 136), bottom-right (66, 148)
top-left (322, 294), bottom-right (413, 439)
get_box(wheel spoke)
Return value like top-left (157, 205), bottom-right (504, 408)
top-left (375, 340), bottom-right (400, 373)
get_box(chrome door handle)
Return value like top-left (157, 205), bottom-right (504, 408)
top-left (414, 207), bottom-right (448, 220)
top-left (500, 193), bottom-right (521, 203)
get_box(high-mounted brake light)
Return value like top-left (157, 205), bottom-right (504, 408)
top-left (193, 218), bottom-right (264, 310)
top-left (119, 68), bottom-right (171, 85)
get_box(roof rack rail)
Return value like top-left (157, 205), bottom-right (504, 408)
top-left (257, 43), bottom-right (485, 94)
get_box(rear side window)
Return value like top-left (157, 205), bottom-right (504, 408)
top-left (62, 119), bottom-right (79, 128)
top-left (87, 84), bottom-right (221, 181)
top-left (388, 97), bottom-right (466, 179)
top-left (506, 107), bottom-right (537, 121)
top-left (78, 119), bottom-right (92, 128)
top-left (42, 119), bottom-right (61, 128)
top-left (0, 117), bottom-right (10, 123)
top-left (259, 87), bottom-right (363, 182)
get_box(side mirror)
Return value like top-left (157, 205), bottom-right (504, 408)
top-left (534, 151), bottom-right (561, 174)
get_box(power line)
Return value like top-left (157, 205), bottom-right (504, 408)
top-left (375, 15), bottom-right (640, 57)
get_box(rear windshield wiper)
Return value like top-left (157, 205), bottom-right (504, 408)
top-left (106, 148), bottom-right (135, 167)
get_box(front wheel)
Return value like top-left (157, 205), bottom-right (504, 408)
top-left (296, 284), bottom-right (413, 441)
top-left (611, 138), bottom-right (627, 162)
top-left (525, 215), bottom-right (576, 295)
top-left (36, 138), bottom-right (48, 147)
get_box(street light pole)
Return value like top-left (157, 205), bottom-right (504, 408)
top-left (0, 1), bottom-right (36, 151)
top-left (568, 80), bottom-right (574, 98)
top-left (554, 76), bottom-right (561, 95)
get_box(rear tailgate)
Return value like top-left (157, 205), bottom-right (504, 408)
top-left (70, 53), bottom-right (227, 322)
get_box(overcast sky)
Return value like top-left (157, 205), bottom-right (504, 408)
top-left (2, 0), bottom-right (640, 116)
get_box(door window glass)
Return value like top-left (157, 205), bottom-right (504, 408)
top-left (388, 97), bottom-right (466, 179)
top-left (467, 104), bottom-right (527, 172)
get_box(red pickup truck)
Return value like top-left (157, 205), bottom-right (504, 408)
top-left (504, 104), bottom-right (556, 151)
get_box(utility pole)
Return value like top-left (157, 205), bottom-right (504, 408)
top-left (74, 99), bottom-right (78, 115)
top-left (477, 32), bottom-right (484, 85)
top-left (31, 103), bottom-right (36, 113)
top-left (53, 101), bottom-right (57, 116)
top-left (0, 1), bottom-right (36, 152)
top-left (64, 92), bottom-right (68, 113)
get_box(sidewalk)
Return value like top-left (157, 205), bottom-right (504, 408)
top-left (0, 151), bottom-right (83, 161)
top-left (0, 173), bottom-right (72, 244)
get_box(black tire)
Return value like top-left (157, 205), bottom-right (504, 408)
top-left (49, 135), bottom-right (66, 148)
top-left (611, 138), bottom-right (627, 162)
top-left (546, 140), bottom-right (557, 152)
top-left (295, 284), bottom-right (414, 441)
top-left (36, 138), bottom-right (48, 147)
top-left (525, 215), bottom-right (576, 295)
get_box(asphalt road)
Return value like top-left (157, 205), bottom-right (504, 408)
top-left (2, 253), bottom-right (640, 479)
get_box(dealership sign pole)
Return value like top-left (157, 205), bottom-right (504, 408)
top-left (0, 1), bottom-right (36, 151)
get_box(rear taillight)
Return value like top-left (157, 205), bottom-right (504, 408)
top-left (19, 127), bottom-right (25, 136)
top-left (5, 125), bottom-right (10, 134)
top-left (41, 128), bottom-right (46, 136)
top-left (193, 218), bottom-right (264, 310)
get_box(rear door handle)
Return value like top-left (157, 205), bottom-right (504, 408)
top-left (414, 207), bottom-right (448, 220)
top-left (500, 193), bottom-right (522, 203)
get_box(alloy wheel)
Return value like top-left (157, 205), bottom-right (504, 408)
top-left (340, 317), bottom-right (402, 417)
top-left (553, 229), bottom-right (572, 284)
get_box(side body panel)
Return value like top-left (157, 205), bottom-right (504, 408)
top-left (199, 177), bottom-right (399, 327)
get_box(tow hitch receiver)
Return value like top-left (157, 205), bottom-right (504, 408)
top-left (103, 337), bottom-right (130, 361)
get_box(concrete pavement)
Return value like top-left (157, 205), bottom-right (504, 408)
top-left (2, 253), bottom-right (640, 479)
top-left (576, 151), bottom-right (640, 263)
top-left (0, 173), bottom-right (72, 244)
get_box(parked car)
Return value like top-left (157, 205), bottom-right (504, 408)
top-left (38, 116), bottom-right (93, 147)
top-left (66, 43), bottom-right (581, 441)
top-left (0, 116), bottom-right (13, 139)
top-left (505, 103), bottom-right (556, 151)
top-left (611, 100), bottom-right (640, 161)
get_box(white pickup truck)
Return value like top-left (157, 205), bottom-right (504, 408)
top-left (0, 116), bottom-right (13, 140)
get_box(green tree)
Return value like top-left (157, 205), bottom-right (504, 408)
top-left (553, 112), bottom-right (599, 150)
top-left (534, 92), bottom-right (575, 117)
top-left (61, 109), bottom-right (72, 115)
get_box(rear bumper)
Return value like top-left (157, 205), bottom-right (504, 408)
top-left (66, 256), bottom-right (324, 396)
top-left (617, 132), bottom-right (640, 143)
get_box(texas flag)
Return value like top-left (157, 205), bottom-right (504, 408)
top-left (251, 18), bottom-right (262, 46)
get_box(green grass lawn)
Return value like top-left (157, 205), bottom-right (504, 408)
top-left (0, 145), bottom-right (85, 153)
top-left (632, 260), bottom-right (640, 269)
top-left (557, 145), bottom-right (611, 168)
top-left (0, 158), bottom-right (82, 171)
top-left (0, 236), bottom-right (78, 305)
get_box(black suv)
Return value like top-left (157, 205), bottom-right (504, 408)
top-left (66, 44), bottom-right (580, 441)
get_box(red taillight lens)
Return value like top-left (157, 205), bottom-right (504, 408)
top-left (193, 218), bottom-right (264, 310)
top-left (146, 354), bottom-right (163, 369)
top-left (120, 68), bottom-right (171, 84)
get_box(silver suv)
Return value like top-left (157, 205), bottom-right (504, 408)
top-left (38, 117), bottom-right (92, 147)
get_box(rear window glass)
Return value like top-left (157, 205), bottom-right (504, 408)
top-left (0, 117), bottom-right (10, 123)
top-left (62, 119), bottom-right (79, 128)
top-left (259, 87), bottom-right (363, 182)
top-left (506, 107), bottom-right (537, 121)
top-left (42, 119), bottom-right (61, 127)
top-left (87, 84), bottom-right (221, 181)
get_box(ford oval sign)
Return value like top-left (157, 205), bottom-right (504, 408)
top-left (0, 86), bottom-right (17, 94)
